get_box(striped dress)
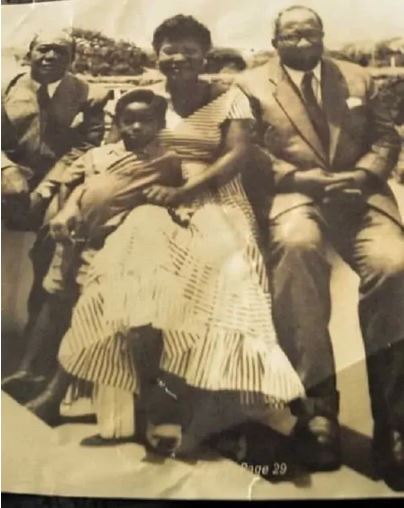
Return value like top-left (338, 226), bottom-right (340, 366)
top-left (58, 85), bottom-right (304, 431)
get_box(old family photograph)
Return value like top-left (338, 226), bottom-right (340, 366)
top-left (2, 0), bottom-right (404, 499)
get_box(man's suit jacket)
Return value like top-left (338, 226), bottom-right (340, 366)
top-left (238, 57), bottom-right (402, 224)
top-left (2, 72), bottom-right (108, 189)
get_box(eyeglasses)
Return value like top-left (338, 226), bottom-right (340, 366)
top-left (277, 30), bottom-right (324, 45)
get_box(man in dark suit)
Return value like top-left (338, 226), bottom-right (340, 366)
top-left (238, 6), bottom-right (404, 491)
top-left (1, 30), bottom-right (109, 398)
top-left (2, 30), bottom-right (106, 203)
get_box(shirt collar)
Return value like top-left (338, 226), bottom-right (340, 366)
top-left (114, 138), bottom-right (162, 158)
top-left (283, 61), bottom-right (322, 89)
top-left (31, 78), bottom-right (62, 98)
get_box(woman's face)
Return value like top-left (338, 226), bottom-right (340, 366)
top-left (157, 37), bottom-right (206, 82)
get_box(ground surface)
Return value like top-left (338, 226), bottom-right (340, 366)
top-left (2, 182), bottom-right (403, 499)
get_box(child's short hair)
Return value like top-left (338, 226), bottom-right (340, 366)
top-left (115, 89), bottom-right (167, 126)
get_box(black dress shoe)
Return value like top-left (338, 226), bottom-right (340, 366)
top-left (292, 416), bottom-right (342, 472)
top-left (373, 428), bottom-right (404, 492)
top-left (25, 389), bottom-right (62, 427)
top-left (80, 434), bottom-right (136, 447)
top-left (2, 370), bottom-right (46, 403)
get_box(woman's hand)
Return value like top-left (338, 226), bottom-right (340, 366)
top-left (142, 185), bottom-right (185, 206)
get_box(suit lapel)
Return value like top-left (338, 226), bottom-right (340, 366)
top-left (3, 73), bottom-right (43, 156)
top-left (269, 59), bottom-right (328, 166)
top-left (321, 58), bottom-right (350, 164)
top-left (51, 74), bottom-right (85, 126)
top-left (4, 73), bottom-right (39, 128)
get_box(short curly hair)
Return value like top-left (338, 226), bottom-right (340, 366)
top-left (273, 6), bottom-right (323, 39)
top-left (29, 29), bottom-right (76, 60)
top-left (152, 14), bottom-right (212, 54)
top-left (115, 89), bottom-right (167, 126)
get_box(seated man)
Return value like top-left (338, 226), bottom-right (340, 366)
top-left (238, 5), bottom-right (404, 492)
top-left (1, 29), bottom-right (109, 398)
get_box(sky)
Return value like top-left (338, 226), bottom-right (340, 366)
top-left (2, 0), bottom-right (404, 51)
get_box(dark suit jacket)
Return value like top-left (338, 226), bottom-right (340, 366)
top-left (238, 57), bottom-right (402, 224)
top-left (1, 72), bottom-right (107, 189)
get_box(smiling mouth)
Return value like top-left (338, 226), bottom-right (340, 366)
top-left (39, 64), bottom-right (59, 70)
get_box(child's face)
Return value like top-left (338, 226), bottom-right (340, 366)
top-left (118, 102), bottom-right (161, 150)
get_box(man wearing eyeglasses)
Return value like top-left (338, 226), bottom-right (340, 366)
top-left (238, 5), bottom-right (404, 491)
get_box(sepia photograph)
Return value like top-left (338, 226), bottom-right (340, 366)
top-left (1, 0), bottom-right (404, 501)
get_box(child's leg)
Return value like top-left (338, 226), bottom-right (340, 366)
top-left (2, 252), bottom-right (76, 402)
top-left (42, 243), bottom-right (73, 295)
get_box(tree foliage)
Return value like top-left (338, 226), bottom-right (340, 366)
top-left (71, 28), bottom-right (154, 76)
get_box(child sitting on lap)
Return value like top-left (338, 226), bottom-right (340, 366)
top-left (43, 89), bottom-right (183, 294)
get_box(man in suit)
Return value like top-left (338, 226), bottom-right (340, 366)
top-left (238, 6), bottom-right (404, 491)
top-left (1, 30), bottom-right (109, 398)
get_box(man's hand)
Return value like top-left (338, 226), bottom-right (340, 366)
top-left (142, 185), bottom-right (185, 207)
top-left (1, 166), bottom-right (29, 196)
top-left (291, 168), bottom-right (352, 199)
top-left (324, 170), bottom-right (371, 196)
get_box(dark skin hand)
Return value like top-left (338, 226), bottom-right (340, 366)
top-left (49, 210), bottom-right (79, 243)
top-left (282, 168), bottom-right (372, 201)
top-left (1, 166), bottom-right (29, 196)
top-left (142, 184), bottom-right (184, 207)
top-left (324, 170), bottom-right (370, 194)
top-left (287, 168), bottom-right (352, 198)
top-left (141, 148), bottom-right (250, 206)
top-left (48, 186), bottom-right (84, 242)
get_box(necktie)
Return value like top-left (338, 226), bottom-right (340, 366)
top-left (301, 71), bottom-right (330, 154)
top-left (37, 84), bottom-right (51, 109)
top-left (37, 84), bottom-right (56, 159)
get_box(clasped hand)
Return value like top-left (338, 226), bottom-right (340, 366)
top-left (294, 168), bottom-right (370, 201)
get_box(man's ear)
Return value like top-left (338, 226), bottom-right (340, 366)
top-left (271, 38), bottom-right (278, 50)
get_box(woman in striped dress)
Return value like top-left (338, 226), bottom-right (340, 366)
top-left (27, 15), bottom-right (304, 454)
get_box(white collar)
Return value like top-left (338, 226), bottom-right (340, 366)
top-left (110, 138), bottom-right (163, 158)
top-left (283, 61), bottom-right (322, 89)
top-left (31, 78), bottom-right (62, 98)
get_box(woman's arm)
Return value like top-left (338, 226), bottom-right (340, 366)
top-left (182, 120), bottom-right (253, 198)
top-left (143, 120), bottom-right (253, 206)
